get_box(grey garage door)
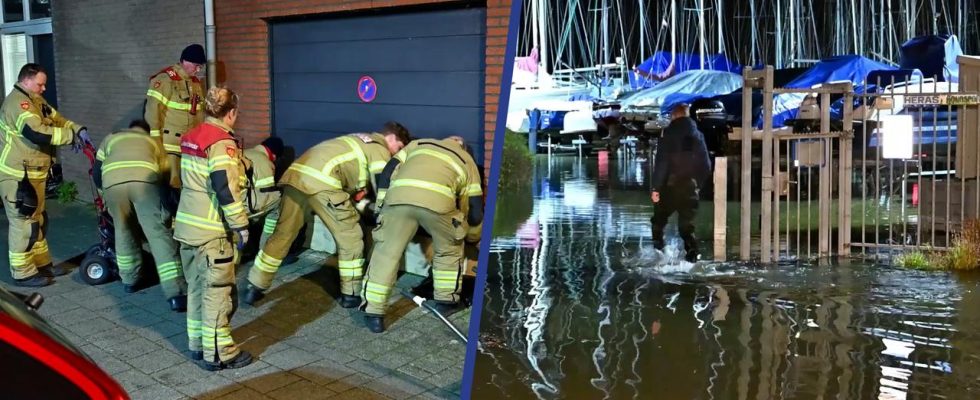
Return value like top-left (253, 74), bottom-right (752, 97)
top-left (270, 7), bottom-right (487, 163)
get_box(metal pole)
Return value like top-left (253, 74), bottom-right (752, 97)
top-left (819, 91), bottom-right (831, 256)
top-left (761, 67), bottom-right (775, 262)
top-left (741, 68), bottom-right (754, 260)
top-left (715, 157), bottom-right (728, 261)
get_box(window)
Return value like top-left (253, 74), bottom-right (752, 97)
top-left (29, 0), bottom-right (49, 20)
top-left (2, 0), bottom-right (23, 23)
top-left (1, 33), bottom-right (26, 90)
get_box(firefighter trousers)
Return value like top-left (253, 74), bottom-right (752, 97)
top-left (248, 186), bottom-right (363, 295)
top-left (181, 237), bottom-right (241, 363)
top-left (651, 181), bottom-right (700, 261)
top-left (361, 205), bottom-right (466, 316)
top-left (104, 182), bottom-right (186, 299)
top-left (0, 178), bottom-right (53, 280)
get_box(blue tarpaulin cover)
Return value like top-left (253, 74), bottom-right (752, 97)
top-left (633, 52), bottom-right (742, 89)
top-left (619, 69), bottom-right (744, 114)
top-left (899, 34), bottom-right (962, 83)
top-left (766, 55), bottom-right (895, 128)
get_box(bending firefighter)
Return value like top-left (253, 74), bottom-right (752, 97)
top-left (93, 120), bottom-right (187, 311)
top-left (244, 123), bottom-right (411, 308)
top-left (174, 86), bottom-right (253, 370)
top-left (0, 63), bottom-right (90, 287)
top-left (145, 44), bottom-right (206, 209)
top-left (649, 104), bottom-right (712, 263)
top-left (360, 136), bottom-right (484, 333)
top-left (242, 137), bottom-right (285, 250)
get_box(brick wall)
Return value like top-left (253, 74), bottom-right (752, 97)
top-left (213, 0), bottom-right (511, 173)
top-left (51, 0), bottom-right (204, 197)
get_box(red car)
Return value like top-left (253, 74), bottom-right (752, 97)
top-left (0, 285), bottom-right (129, 400)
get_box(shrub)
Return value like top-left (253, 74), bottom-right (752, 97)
top-left (497, 130), bottom-right (533, 190)
top-left (56, 181), bottom-right (79, 204)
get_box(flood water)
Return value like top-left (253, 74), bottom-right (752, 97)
top-left (472, 154), bottom-right (980, 400)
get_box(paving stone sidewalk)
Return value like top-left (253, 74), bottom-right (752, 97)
top-left (0, 202), bottom-right (470, 399)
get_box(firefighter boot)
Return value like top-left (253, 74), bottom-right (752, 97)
top-left (340, 294), bottom-right (361, 309)
top-left (426, 300), bottom-right (466, 319)
top-left (39, 263), bottom-right (69, 277)
top-left (364, 314), bottom-right (385, 333)
top-left (169, 295), bottom-right (187, 312)
top-left (14, 274), bottom-right (52, 287)
top-left (242, 283), bottom-right (265, 306)
top-left (201, 350), bottom-right (253, 371)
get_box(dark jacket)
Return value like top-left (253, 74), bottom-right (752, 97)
top-left (651, 116), bottom-right (712, 191)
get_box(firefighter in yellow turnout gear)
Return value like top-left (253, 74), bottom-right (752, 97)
top-left (243, 122), bottom-right (411, 308)
top-left (360, 136), bottom-right (484, 333)
top-left (93, 120), bottom-right (188, 311)
top-left (174, 87), bottom-right (253, 370)
top-left (145, 44), bottom-right (206, 207)
top-left (0, 64), bottom-right (89, 287)
top-left (242, 137), bottom-right (285, 250)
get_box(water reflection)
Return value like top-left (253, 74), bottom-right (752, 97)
top-left (474, 155), bottom-right (980, 399)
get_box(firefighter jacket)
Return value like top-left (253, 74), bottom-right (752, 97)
top-left (93, 126), bottom-right (165, 190)
top-left (279, 133), bottom-right (391, 201)
top-left (0, 84), bottom-right (81, 181)
top-left (173, 118), bottom-right (248, 246)
top-left (145, 64), bottom-right (205, 155)
top-left (376, 138), bottom-right (483, 222)
top-left (242, 145), bottom-right (280, 219)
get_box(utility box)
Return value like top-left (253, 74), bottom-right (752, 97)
top-left (956, 55), bottom-right (980, 179)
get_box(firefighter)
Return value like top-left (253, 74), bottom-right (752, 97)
top-left (174, 86), bottom-right (252, 370)
top-left (242, 136), bottom-right (285, 249)
top-left (0, 63), bottom-right (89, 287)
top-left (650, 104), bottom-right (712, 263)
top-left (93, 119), bottom-right (187, 311)
top-left (243, 122), bottom-right (412, 308)
top-left (360, 135), bottom-right (484, 333)
top-left (145, 44), bottom-right (206, 211)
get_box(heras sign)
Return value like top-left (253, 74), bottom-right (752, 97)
top-left (904, 94), bottom-right (980, 107)
top-left (357, 76), bottom-right (377, 103)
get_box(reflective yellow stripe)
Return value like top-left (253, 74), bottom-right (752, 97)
top-left (262, 217), bottom-right (278, 234)
top-left (102, 161), bottom-right (159, 174)
top-left (180, 158), bottom-right (209, 177)
top-left (407, 149), bottom-right (467, 187)
top-left (363, 281), bottom-right (391, 304)
top-left (466, 183), bottom-right (483, 196)
top-left (338, 259), bottom-right (364, 278)
top-left (96, 149), bottom-right (106, 162)
top-left (369, 161), bottom-right (387, 174)
top-left (175, 211), bottom-right (225, 231)
top-left (157, 261), bottom-right (181, 282)
top-left (255, 176), bottom-right (274, 188)
top-left (9, 251), bottom-right (30, 268)
top-left (433, 269), bottom-right (461, 290)
top-left (163, 143), bottom-right (181, 153)
top-left (147, 89), bottom-right (199, 112)
top-left (208, 155), bottom-right (236, 172)
top-left (339, 137), bottom-right (369, 188)
top-left (221, 202), bottom-right (245, 216)
top-left (287, 163), bottom-right (343, 189)
top-left (149, 129), bottom-right (161, 137)
top-left (389, 179), bottom-right (455, 199)
top-left (253, 250), bottom-right (282, 274)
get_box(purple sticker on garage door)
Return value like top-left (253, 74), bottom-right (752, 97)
top-left (357, 76), bottom-right (377, 103)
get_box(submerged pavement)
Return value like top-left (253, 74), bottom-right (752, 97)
top-left (0, 201), bottom-right (468, 400)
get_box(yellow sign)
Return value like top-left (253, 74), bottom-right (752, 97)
top-left (904, 94), bottom-right (980, 106)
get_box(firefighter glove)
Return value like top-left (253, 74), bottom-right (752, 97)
top-left (235, 228), bottom-right (249, 251)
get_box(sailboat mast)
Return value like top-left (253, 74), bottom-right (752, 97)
top-left (698, 0), bottom-right (706, 68)
top-left (776, 0), bottom-right (783, 67)
top-left (539, 0), bottom-right (548, 74)
top-left (717, 0), bottom-right (724, 56)
top-left (750, 0), bottom-right (757, 65)
top-left (602, 0), bottom-right (610, 77)
top-left (671, 0), bottom-right (677, 67)
top-left (639, 0), bottom-right (646, 61)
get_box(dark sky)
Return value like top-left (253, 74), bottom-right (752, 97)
top-left (516, 0), bottom-right (980, 72)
